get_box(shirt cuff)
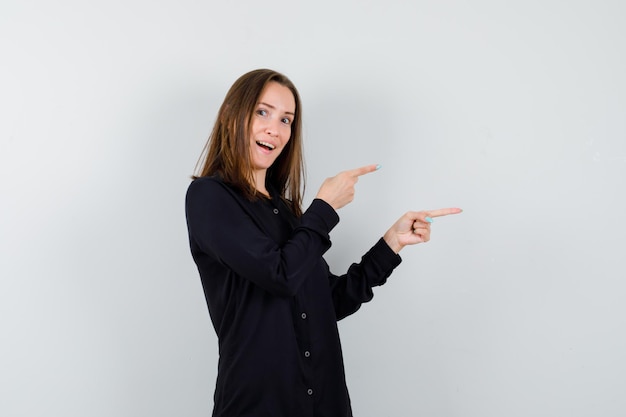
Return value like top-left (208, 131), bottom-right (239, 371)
top-left (371, 237), bottom-right (402, 269)
top-left (304, 198), bottom-right (340, 232)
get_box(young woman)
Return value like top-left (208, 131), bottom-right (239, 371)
top-left (185, 69), bottom-right (461, 417)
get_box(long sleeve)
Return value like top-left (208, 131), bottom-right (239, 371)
top-left (329, 238), bottom-right (402, 320)
top-left (185, 177), bottom-right (339, 297)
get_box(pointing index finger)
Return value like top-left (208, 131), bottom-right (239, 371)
top-left (427, 208), bottom-right (463, 218)
top-left (348, 164), bottom-right (380, 177)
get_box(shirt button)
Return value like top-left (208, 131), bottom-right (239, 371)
top-left (307, 388), bottom-right (313, 396)
top-left (304, 351), bottom-right (310, 358)
top-left (301, 312), bottom-right (307, 319)
top-left (273, 208), bottom-right (279, 214)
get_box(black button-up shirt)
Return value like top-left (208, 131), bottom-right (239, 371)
top-left (185, 176), bottom-right (402, 417)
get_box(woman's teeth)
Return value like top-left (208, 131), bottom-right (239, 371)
top-left (256, 141), bottom-right (275, 150)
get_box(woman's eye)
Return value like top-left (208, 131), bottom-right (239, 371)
top-left (256, 109), bottom-right (267, 116)
top-left (281, 117), bottom-right (292, 125)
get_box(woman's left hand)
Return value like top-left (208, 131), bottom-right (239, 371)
top-left (383, 208), bottom-right (462, 253)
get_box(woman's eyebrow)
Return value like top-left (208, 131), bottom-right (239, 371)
top-left (258, 102), bottom-right (295, 116)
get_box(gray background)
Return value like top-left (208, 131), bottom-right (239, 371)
top-left (1, 0), bottom-right (625, 416)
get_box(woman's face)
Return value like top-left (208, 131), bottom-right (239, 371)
top-left (249, 81), bottom-right (296, 173)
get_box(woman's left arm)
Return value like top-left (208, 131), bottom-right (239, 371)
top-left (329, 208), bottom-right (462, 320)
top-left (328, 238), bottom-right (401, 320)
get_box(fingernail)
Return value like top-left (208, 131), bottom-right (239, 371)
top-left (375, 164), bottom-right (382, 170)
top-left (425, 216), bottom-right (433, 223)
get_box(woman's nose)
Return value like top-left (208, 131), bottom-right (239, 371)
top-left (265, 119), bottom-right (280, 136)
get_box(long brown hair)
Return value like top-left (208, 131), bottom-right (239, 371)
top-left (193, 69), bottom-right (305, 217)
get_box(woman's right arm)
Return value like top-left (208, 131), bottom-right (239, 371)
top-left (185, 178), bottom-right (339, 297)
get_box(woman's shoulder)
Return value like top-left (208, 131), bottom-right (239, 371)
top-left (186, 175), bottom-right (237, 202)
top-left (186, 176), bottom-right (260, 221)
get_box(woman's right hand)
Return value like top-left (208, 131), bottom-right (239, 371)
top-left (315, 164), bottom-right (379, 210)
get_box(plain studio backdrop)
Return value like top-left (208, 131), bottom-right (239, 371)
top-left (1, 1), bottom-right (625, 416)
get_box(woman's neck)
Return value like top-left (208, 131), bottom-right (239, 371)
top-left (253, 169), bottom-right (269, 197)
